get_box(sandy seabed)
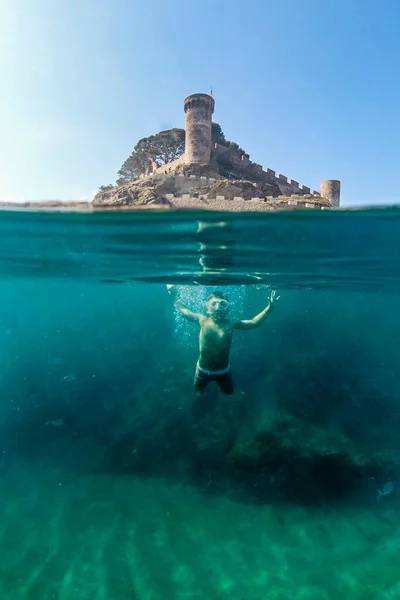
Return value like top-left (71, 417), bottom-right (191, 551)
top-left (0, 457), bottom-right (399, 600)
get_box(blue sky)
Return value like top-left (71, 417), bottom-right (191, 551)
top-left (0, 0), bottom-right (399, 205)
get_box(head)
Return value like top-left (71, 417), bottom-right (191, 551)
top-left (206, 292), bottom-right (230, 320)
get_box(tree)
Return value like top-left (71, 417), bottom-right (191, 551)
top-left (98, 184), bottom-right (114, 192)
top-left (226, 140), bottom-right (248, 157)
top-left (212, 122), bottom-right (226, 146)
top-left (117, 128), bottom-right (185, 183)
top-left (211, 123), bottom-right (248, 157)
top-left (134, 128), bottom-right (185, 165)
top-left (117, 150), bottom-right (152, 183)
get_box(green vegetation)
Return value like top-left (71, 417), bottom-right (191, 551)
top-left (212, 124), bottom-right (249, 158)
top-left (117, 129), bottom-right (185, 184)
top-left (211, 122), bottom-right (226, 145)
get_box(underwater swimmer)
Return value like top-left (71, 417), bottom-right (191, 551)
top-left (167, 286), bottom-right (279, 394)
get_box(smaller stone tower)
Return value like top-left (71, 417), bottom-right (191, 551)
top-left (184, 93), bottom-right (215, 165)
top-left (320, 180), bottom-right (341, 207)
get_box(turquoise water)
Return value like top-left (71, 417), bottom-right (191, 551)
top-left (1, 208), bottom-right (400, 599)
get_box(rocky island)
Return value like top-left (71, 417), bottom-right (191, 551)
top-left (93, 92), bottom-right (340, 212)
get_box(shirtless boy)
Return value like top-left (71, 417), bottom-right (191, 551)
top-left (167, 286), bottom-right (279, 395)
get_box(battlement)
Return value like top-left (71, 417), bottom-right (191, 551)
top-left (211, 144), bottom-right (321, 198)
top-left (265, 168), bottom-right (315, 196)
top-left (184, 93), bottom-right (215, 114)
top-left (143, 170), bottom-right (324, 201)
top-left (149, 165), bottom-right (320, 200)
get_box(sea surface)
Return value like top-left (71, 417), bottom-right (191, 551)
top-left (1, 208), bottom-right (400, 599)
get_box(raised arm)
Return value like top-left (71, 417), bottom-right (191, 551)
top-left (234, 290), bottom-right (279, 330)
top-left (167, 285), bottom-right (204, 324)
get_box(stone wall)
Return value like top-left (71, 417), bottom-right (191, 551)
top-left (149, 157), bottom-right (184, 176)
top-left (162, 193), bottom-right (329, 212)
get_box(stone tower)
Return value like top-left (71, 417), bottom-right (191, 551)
top-left (320, 180), bottom-right (341, 207)
top-left (184, 93), bottom-right (215, 165)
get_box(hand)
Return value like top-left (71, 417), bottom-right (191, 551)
top-left (269, 290), bottom-right (280, 306)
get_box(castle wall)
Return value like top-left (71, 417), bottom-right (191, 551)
top-left (150, 157), bottom-right (183, 176)
top-left (212, 145), bottom-right (319, 198)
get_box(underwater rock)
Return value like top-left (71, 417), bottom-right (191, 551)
top-left (377, 481), bottom-right (394, 498)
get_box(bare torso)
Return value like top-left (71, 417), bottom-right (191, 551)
top-left (198, 317), bottom-right (233, 370)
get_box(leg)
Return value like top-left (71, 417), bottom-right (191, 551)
top-left (192, 368), bottom-right (216, 420)
top-left (194, 366), bottom-right (211, 393)
top-left (216, 371), bottom-right (234, 395)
